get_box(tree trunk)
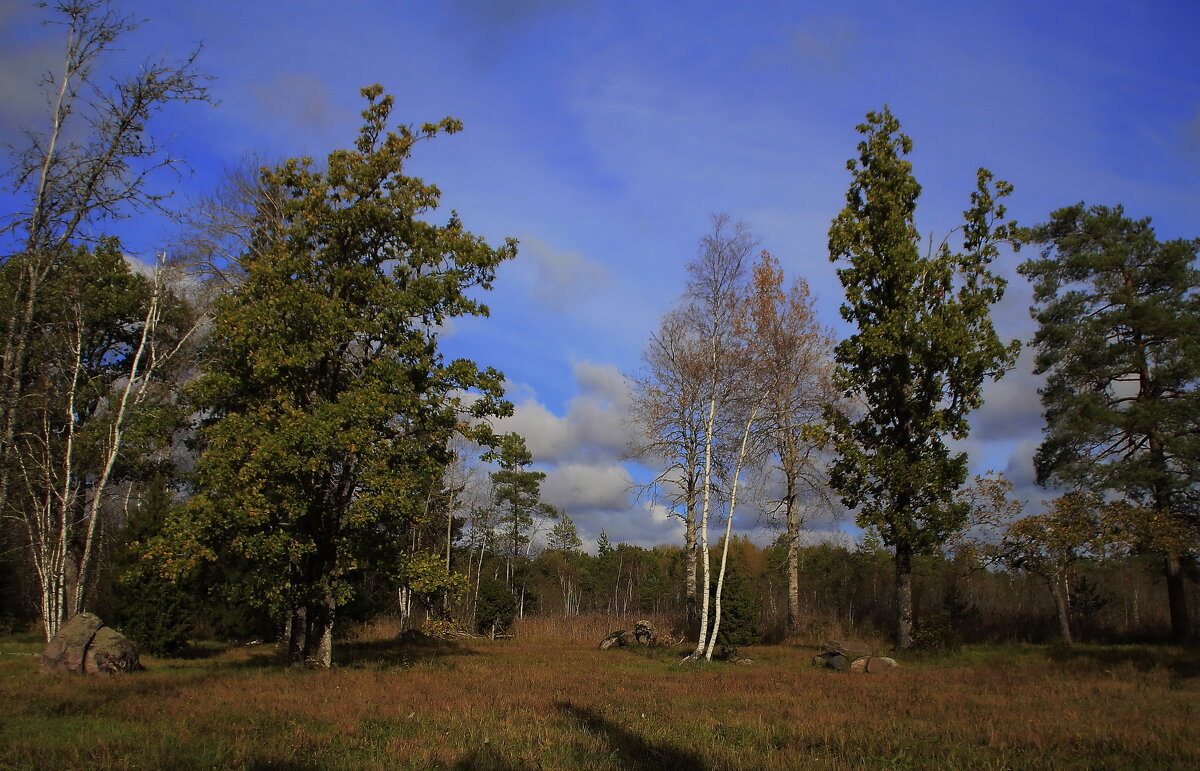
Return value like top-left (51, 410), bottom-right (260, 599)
top-left (894, 541), bottom-right (913, 650)
top-left (314, 592), bottom-right (335, 668)
top-left (686, 391), bottom-right (719, 661)
top-left (1164, 554), bottom-right (1190, 641)
top-left (1049, 577), bottom-right (1074, 646)
top-left (684, 505), bottom-right (699, 633)
top-left (786, 499), bottom-right (801, 635)
top-left (288, 604), bottom-right (308, 668)
top-left (705, 405), bottom-right (757, 660)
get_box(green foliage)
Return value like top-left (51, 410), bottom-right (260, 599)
top-left (826, 106), bottom-right (1019, 557)
top-left (100, 476), bottom-right (195, 656)
top-left (475, 578), bottom-right (517, 635)
top-left (709, 547), bottom-right (761, 649)
top-left (157, 86), bottom-right (516, 655)
top-left (547, 514), bottom-right (583, 553)
top-left (490, 434), bottom-right (554, 560)
top-left (1018, 203), bottom-right (1200, 541)
top-left (396, 550), bottom-right (467, 606)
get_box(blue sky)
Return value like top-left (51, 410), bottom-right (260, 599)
top-left (3, 0), bottom-right (1198, 549)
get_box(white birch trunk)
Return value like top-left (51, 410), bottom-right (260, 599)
top-left (71, 273), bottom-right (163, 616)
top-left (704, 405), bottom-right (758, 660)
top-left (686, 389), bottom-right (719, 660)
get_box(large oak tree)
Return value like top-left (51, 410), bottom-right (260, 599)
top-left (160, 86), bottom-right (515, 667)
top-left (827, 107), bottom-right (1018, 649)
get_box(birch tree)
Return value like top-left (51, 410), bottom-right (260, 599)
top-left (628, 308), bottom-right (707, 627)
top-left (680, 215), bottom-right (756, 661)
top-left (0, 242), bottom-right (196, 638)
top-left (0, 1), bottom-right (209, 542)
top-left (742, 252), bottom-right (838, 635)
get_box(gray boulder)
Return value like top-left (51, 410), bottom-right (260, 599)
top-left (40, 613), bottom-right (141, 675)
top-left (40, 612), bottom-right (104, 674)
top-left (84, 627), bottom-right (141, 674)
top-left (811, 652), bottom-right (848, 671)
top-left (599, 630), bottom-right (632, 650)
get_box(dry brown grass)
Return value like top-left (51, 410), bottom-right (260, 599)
top-left (1, 632), bottom-right (1197, 769)
top-left (513, 612), bottom-right (684, 643)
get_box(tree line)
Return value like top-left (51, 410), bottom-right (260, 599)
top-left (1, 2), bottom-right (1197, 664)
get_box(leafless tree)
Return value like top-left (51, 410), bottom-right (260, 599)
top-left (0, 0), bottom-right (210, 636)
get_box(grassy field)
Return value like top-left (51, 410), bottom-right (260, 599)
top-left (1, 618), bottom-right (1198, 770)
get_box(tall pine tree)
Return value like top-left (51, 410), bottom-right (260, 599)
top-left (1019, 204), bottom-right (1200, 640)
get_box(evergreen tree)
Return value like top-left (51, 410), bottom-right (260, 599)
top-left (1019, 204), bottom-right (1200, 639)
top-left (101, 474), bottom-right (194, 656)
top-left (827, 107), bottom-right (1019, 649)
top-left (547, 514), bottom-right (583, 553)
top-left (708, 538), bottom-right (761, 651)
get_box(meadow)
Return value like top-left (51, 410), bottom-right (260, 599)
top-left (1, 616), bottom-right (1197, 770)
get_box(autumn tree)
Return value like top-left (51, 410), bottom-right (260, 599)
top-left (678, 215), bottom-right (757, 660)
top-left (827, 107), bottom-right (1019, 650)
top-left (628, 309), bottom-right (707, 628)
top-left (742, 252), bottom-right (838, 635)
top-left (989, 493), bottom-right (1119, 646)
top-left (1019, 204), bottom-right (1200, 640)
top-left (159, 86), bottom-right (515, 667)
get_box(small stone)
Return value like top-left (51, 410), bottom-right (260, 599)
top-left (849, 656), bottom-right (869, 673)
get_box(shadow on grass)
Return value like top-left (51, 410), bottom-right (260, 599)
top-left (335, 631), bottom-right (475, 668)
top-left (1055, 644), bottom-right (1200, 678)
top-left (452, 746), bottom-right (535, 770)
top-left (554, 700), bottom-right (706, 770)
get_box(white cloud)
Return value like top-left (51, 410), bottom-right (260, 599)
top-left (575, 499), bottom-right (686, 552)
top-left (541, 461), bottom-right (632, 511)
top-left (523, 237), bottom-right (611, 312)
top-left (498, 360), bottom-right (636, 464)
top-left (972, 347), bottom-right (1046, 443)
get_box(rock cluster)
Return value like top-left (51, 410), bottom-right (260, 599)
top-left (40, 613), bottom-right (141, 675)
top-left (811, 639), bottom-right (897, 674)
top-left (599, 619), bottom-right (658, 650)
